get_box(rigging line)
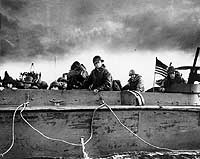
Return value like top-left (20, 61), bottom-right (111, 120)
top-left (102, 101), bottom-right (199, 153)
top-left (0, 103), bottom-right (29, 158)
top-left (20, 103), bottom-right (82, 147)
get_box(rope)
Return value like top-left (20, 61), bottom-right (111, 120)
top-left (20, 100), bottom-right (199, 153)
top-left (102, 102), bottom-right (174, 151)
top-left (81, 137), bottom-right (90, 159)
top-left (81, 101), bottom-right (175, 151)
top-left (1, 98), bottom-right (199, 158)
top-left (99, 100), bottom-right (199, 153)
top-left (0, 102), bottom-right (29, 158)
top-left (19, 103), bottom-right (82, 146)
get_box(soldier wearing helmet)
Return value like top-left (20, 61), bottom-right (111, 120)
top-left (2, 71), bottom-right (17, 89)
top-left (122, 69), bottom-right (144, 92)
top-left (83, 55), bottom-right (112, 93)
top-left (49, 81), bottom-right (60, 90)
top-left (160, 66), bottom-right (186, 92)
top-left (67, 61), bottom-right (88, 89)
top-left (23, 76), bottom-right (34, 89)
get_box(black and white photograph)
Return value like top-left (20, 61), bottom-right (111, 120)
top-left (0, 0), bottom-right (200, 158)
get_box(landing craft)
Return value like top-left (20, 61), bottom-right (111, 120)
top-left (0, 48), bottom-right (200, 159)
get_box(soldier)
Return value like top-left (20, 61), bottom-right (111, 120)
top-left (23, 76), bottom-right (34, 89)
top-left (83, 55), bottom-right (112, 93)
top-left (57, 77), bottom-right (68, 90)
top-left (49, 81), bottom-right (60, 90)
top-left (160, 66), bottom-right (186, 92)
top-left (18, 71), bottom-right (48, 89)
top-left (37, 81), bottom-right (48, 89)
top-left (67, 61), bottom-right (88, 89)
top-left (122, 69), bottom-right (144, 92)
top-left (2, 71), bottom-right (17, 89)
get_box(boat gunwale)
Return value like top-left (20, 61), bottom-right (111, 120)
top-left (1, 104), bottom-right (200, 112)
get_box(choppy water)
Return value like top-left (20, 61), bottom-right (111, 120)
top-left (26, 151), bottom-right (200, 159)
top-left (99, 151), bottom-right (200, 159)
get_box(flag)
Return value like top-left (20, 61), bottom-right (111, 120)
top-left (155, 57), bottom-right (168, 77)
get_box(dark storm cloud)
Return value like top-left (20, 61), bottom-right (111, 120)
top-left (1, 0), bottom-right (200, 63)
top-left (107, 10), bottom-right (200, 51)
top-left (0, 12), bottom-right (44, 62)
top-left (1, 0), bottom-right (28, 12)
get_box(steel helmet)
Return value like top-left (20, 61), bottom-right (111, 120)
top-left (93, 55), bottom-right (104, 64)
top-left (167, 66), bottom-right (175, 74)
top-left (129, 69), bottom-right (135, 76)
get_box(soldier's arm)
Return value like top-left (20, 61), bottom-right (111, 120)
top-left (82, 71), bottom-right (93, 89)
top-left (136, 76), bottom-right (144, 92)
top-left (122, 84), bottom-right (130, 90)
top-left (97, 70), bottom-right (112, 91)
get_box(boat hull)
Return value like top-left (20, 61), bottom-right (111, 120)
top-left (0, 89), bottom-right (200, 158)
top-left (1, 108), bottom-right (200, 158)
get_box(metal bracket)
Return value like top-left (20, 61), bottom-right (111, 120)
top-left (49, 99), bottom-right (64, 106)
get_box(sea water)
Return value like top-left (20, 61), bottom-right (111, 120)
top-left (26, 152), bottom-right (200, 159)
top-left (98, 151), bottom-right (200, 159)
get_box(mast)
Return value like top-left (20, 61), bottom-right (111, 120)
top-left (187, 47), bottom-right (200, 84)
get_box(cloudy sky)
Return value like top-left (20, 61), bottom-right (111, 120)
top-left (0, 0), bottom-right (200, 89)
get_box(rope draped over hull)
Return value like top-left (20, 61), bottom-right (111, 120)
top-left (1, 91), bottom-right (199, 158)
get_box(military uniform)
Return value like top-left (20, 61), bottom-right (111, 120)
top-left (160, 66), bottom-right (186, 92)
top-left (84, 67), bottom-right (112, 91)
top-left (67, 62), bottom-right (88, 89)
top-left (122, 74), bottom-right (144, 92)
top-left (162, 72), bottom-right (185, 91)
top-left (84, 56), bottom-right (112, 91)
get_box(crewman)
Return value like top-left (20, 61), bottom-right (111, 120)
top-left (160, 66), bottom-right (186, 92)
top-left (83, 55), bottom-right (112, 93)
top-left (122, 69), bottom-right (144, 92)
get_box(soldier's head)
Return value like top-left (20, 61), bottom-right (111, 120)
top-left (71, 61), bottom-right (81, 70)
top-left (3, 78), bottom-right (15, 88)
top-left (39, 81), bottom-right (48, 89)
top-left (24, 76), bottom-right (33, 89)
top-left (167, 66), bottom-right (176, 79)
top-left (50, 81), bottom-right (60, 90)
top-left (129, 69), bottom-right (136, 79)
top-left (93, 56), bottom-right (104, 68)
